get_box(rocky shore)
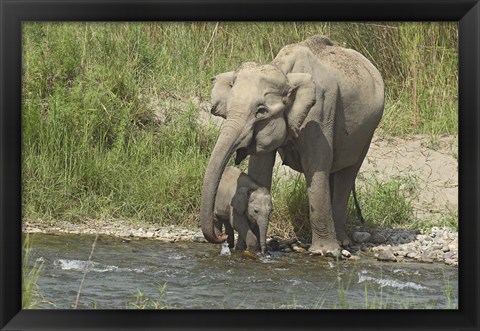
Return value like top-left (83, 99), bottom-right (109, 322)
top-left (23, 219), bottom-right (458, 266)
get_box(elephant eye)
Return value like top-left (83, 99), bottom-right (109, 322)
top-left (253, 208), bottom-right (259, 214)
top-left (255, 105), bottom-right (268, 118)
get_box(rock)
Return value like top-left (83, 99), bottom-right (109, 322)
top-left (193, 231), bottom-right (207, 243)
top-left (278, 244), bottom-right (289, 251)
top-left (431, 244), bottom-right (443, 250)
top-left (394, 250), bottom-right (406, 257)
top-left (296, 241), bottom-right (310, 249)
top-left (353, 231), bottom-right (371, 243)
top-left (389, 234), bottom-right (399, 243)
top-left (146, 231), bottom-right (155, 238)
top-left (370, 233), bottom-right (386, 244)
top-left (416, 234), bottom-right (426, 241)
top-left (341, 249), bottom-right (351, 258)
top-left (291, 244), bottom-right (306, 253)
top-left (377, 249), bottom-right (397, 262)
top-left (406, 252), bottom-right (418, 259)
top-left (273, 237), bottom-right (298, 246)
top-left (445, 259), bottom-right (458, 266)
top-left (267, 238), bottom-right (280, 251)
top-left (419, 253), bottom-right (433, 263)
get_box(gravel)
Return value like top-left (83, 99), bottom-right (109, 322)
top-left (368, 226), bottom-right (458, 266)
top-left (23, 220), bottom-right (458, 266)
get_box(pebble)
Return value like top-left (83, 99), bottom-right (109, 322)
top-left (370, 233), bottom-right (386, 244)
top-left (193, 231), bottom-right (207, 243)
top-left (353, 231), bottom-right (371, 243)
top-left (291, 244), bottom-right (306, 253)
top-left (341, 249), bottom-right (351, 258)
top-left (377, 249), bottom-right (397, 262)
top-left (419, 253), bottom-right (433, 263)
top-left (267, 238), bottom-right (280, 251)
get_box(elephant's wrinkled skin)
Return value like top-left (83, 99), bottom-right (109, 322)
top-left (200, 35), bottom-right (384, 257)
top-left (215, 166), bottom-right (272, 254)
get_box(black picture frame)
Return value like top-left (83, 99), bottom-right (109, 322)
top-left (1, 0), bottom-right (479, 330)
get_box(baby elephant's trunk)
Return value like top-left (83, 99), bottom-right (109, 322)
top-left (259, 223), bottom-right (268, 256)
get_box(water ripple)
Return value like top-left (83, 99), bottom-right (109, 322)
top-left (357, 272), bottom-right (428, 291)
top-left (53, 259), bottom-right (145, 274)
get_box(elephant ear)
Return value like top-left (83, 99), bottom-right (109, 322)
top-left (210, 71), bottom-right (235, 119)
top-left (231, 186), bottom-right (250, 215)
top-left (285, 73), bottom-right (317, 138)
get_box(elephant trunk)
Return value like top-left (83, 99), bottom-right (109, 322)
top-left (258, 222), bottom-right (268, 255)
top-left (200, 121), bottom-right (243, 244)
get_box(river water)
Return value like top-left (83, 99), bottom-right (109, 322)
top-left (26, 233), bottom-right (458, 309)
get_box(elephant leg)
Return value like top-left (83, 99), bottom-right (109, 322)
top-left (331, 167), bottom-right (358, 247)
top-left (329, 173), bottom-right (335, 201)
top-left (247, 152), bottom-right (276, 190)
top-left (304, 170), bottom-right (340, 257)
top-left (235, 239), bottom-right (246, 251)
top-left (332, 139), bottom-right (371, 246)
top-left (231, 210), bottom-right (259, 252)
top-left (223, 220), bottom-right (235, 249)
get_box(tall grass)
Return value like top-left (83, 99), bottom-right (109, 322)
top-left (22, 22), bottom-right (457, 227)
top-left (22, 235), bottom-right (44, 308)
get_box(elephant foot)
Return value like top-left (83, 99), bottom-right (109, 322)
top-left (308, 240), bottom-right (341, 258)
top-left (336, 232), bottom-right (351, 247)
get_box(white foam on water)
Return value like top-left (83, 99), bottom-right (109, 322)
top-left (393, 268), bottom-right (421, 276)
top-left (219, 242), bottom-right (231, 256)
top-left (278, 303), bottom-right (309, 309)
top-left (53, 259), bottom-right (145, 273)
top-left (267, 251), bottom-right (284, 257)
top-left (167, 253), bottom-right (186, 260)
top-left (260, 255), bottom-right (281, 264)
top-left (357, 272), bottom-right (428, 290)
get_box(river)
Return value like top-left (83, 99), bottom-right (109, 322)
top-left (26, 233), bottom-right (458, 309)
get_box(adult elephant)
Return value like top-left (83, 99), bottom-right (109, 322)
top-left (200, 35), bottom-right (384, 256)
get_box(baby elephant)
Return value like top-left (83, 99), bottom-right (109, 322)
top-left (214, 166), bottom-right (272, 254)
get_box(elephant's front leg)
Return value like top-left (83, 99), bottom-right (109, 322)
top-left (305, 170), bottom-right (341, 257)
top-left (230, 209), bottom-right (259, 252)
top-left (247, 152), bottom-right (276, 190)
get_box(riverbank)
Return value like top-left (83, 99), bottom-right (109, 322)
top-left (23, 219), bottom-right (458, 266)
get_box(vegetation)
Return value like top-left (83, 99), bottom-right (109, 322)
top-left (22, 235), bottom-right (44, 308)
top-left (111, 280), bottom-right (460, 309)
top-left (22, 22), bottom-right (458, 230)
top-left (126, 284), bottom-right (170, 309)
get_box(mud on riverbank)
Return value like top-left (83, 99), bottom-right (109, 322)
top-left (23, 219), bottom-right (457, 266)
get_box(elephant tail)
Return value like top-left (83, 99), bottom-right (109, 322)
top-left (352, 183), bottom-right (365, 224)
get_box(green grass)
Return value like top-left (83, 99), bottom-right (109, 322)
top-left (349, 175), bottom-right (418, 229)
top-left (22, 22), bottom-right (458, 228)
top-left (22, 235), bottom-right (44, 308)
top-left (270, 173), bottom-right (311, 241)
top-left (126, 284), bottom-right (171, 309)
top-left (269, 172), bottom-right (457, 241)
